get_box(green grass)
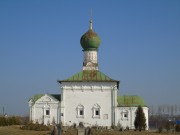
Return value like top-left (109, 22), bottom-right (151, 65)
top-left (0, 126), bottom-right (50, 135)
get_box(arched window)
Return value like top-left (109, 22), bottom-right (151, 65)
top-left (92, 104), bottom-right (101, 118)
top-left (76, 104), bottom-right (84, 118)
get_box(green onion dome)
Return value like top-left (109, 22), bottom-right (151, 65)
top-left (80, 20), bottom-right (101, 51)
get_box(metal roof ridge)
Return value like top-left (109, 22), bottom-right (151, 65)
top-left (57, 70), bottom-right (119, 83)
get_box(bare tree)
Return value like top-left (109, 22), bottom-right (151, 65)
top-left (151, 105), bottom-right (154, 116)
top-left (174, 104), bottom-right (177, 116)
top-left (158, 105), bottom-right (162, 117)
top-left (149, 105), bottom-right (154, 116)
top-left (162, 104), bottom-right (166, 115)
top-left (167, 105), bottom-right (170, 116)
top-left (171, 105), bottom-right (174, 116)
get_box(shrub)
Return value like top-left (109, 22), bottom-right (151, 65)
top-left (73, 123), bottom-right (76, 128)
top-left (19, 116), bottom-right (29, 125)
top-left (117, 122), bottom-right (123, 131)
top-left (158, 126), bottom-right (163, 133)
top-left (0, 117), bottom-right (7, 126)
top-left (0, 116), bottom-right (20, 126)
top-left (134, 106), bottom-right (146, 131)
top-left (175, 125), bottom-right (180, 132)
top-left (79, 122), bottom-right (84, 127)
top-left (20, 123), bottom-right (50, 131)
top-left (126, 126), bottom-right (129, 131)
top-left (111, 123), bottom-right (115, 129)
top-left (165, 121), bottom-right (170, 132)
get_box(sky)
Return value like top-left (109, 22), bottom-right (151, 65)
top-left (0, 0), bottom-right (180, 116)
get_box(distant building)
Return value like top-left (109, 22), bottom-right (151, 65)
top-left (28, 19), bottom-right (148, 129)
top-left (176, 120), bottom-right (180, 125)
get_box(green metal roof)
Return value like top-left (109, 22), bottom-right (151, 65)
top-left (30, 94), bottom-right (44, 102)
top-left (51, 94), bottom-right (61, 101)
top-left (29, 94), bottom-right (61, 102)
top-left (80, 29), bottom-right (101, 51)
top-left (117, 95), bottom-right (147, 107)
top-left (58, 70), bottom-right (119, 83)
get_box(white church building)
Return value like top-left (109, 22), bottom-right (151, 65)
top-left (29, 19), bottom-right (148, 129)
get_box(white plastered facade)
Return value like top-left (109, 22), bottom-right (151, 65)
top-left (60, 82), bottom-right (118, 127)
top-left (115, 107), bottom-right (149, 130)
top-left (29, 94), bottom-right (60, 125)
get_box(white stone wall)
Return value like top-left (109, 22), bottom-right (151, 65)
top-left (83, 51), bottom-right (97, 65)
top-left (115, 107), bottom-right (149, 130)
top-left (29, 94), bottom-right (60, 125)
top-left (83, 50), bottom-right (98, 70)
top-left (60, 82), bottom-right (118, 127)
top-left (29, 85), bottom-right (149, 129)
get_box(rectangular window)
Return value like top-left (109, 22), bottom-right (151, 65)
top-left (122, 112), bottom-right (128, 120)
top-left (46, 110), bottom-right (50, 115)
top-left (77, 107), bottom-right (84, 118)
top-left (79, 110), bottom-right (84, 115)
top-left (124, 113), bottom-right (128, 118)
top-left (95, 110), bottom-right (100, 116)
top-left (92, 104), bottom-right (101, 118)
